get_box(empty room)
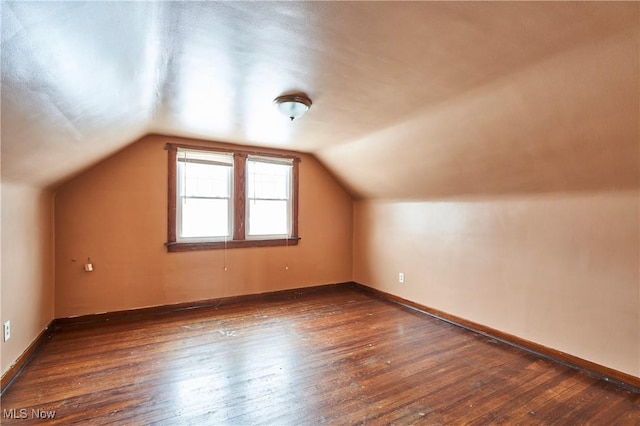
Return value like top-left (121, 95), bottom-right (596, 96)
top-left (1, 1), bottom-right (639, 424)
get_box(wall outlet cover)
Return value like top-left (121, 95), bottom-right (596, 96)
top-left (4, 321), bottom-right (10, 342)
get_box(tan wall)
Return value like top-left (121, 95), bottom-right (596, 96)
top-left (354, 190), bottom-right (639, 377)
top-left (54, 135), bottom-right (353, 318)
top-left (1, 182), bottom-right (55, 376)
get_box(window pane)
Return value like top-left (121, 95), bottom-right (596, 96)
top-left (180, 198), bottom-right (229, 238)
top-left (178, 162), bottom-right (230, 198)
top-left (179, 150), bottom-right (233, 165)
top-left (247, 161), bottom-right (290, 199)
top-left (248, 200), bottom-right (288, 236)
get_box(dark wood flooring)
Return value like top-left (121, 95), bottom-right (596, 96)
top-left (2, 286), bottom-right (639, 425)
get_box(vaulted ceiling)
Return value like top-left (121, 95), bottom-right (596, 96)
top-left (2, 2), bottom-right (638, 198)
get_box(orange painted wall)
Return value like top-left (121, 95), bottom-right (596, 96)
top-left (353, 190), bottom-right (640, 377)
top-left (1, 183), bottom-right (55, 375)
top-left (54, 135), bottom-right (352, 318)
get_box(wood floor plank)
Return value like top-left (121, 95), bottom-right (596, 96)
top-left (1, 286), bottom-right (638, 425)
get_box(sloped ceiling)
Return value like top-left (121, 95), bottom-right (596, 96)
top-left (2, 2), bottom-right (638, 198)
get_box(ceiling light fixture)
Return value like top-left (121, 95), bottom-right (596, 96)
top-left (273, 94), bottom-right (312, 121)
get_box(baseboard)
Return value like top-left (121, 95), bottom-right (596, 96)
top-left (2, 283), bottom-right (351, 395)
top-left (8, 282), bottom-right (637, 396)
top-left (352, 282), bottom-right (640, 393)
top-left (1, 321), bottom-right (55, 395)
top-left (54, 282), bottom-right (351, 330)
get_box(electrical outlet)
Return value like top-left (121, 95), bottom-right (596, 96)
top-left (4, 321), bottom-right (10, 342)
top-left (399, 273), bottom-right (405, 284)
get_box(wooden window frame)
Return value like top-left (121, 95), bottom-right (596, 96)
top-left (165, 143), bottom-right (300, 252)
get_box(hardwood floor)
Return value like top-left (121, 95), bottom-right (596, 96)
top-left (2, 286), bottom-right (639, 425)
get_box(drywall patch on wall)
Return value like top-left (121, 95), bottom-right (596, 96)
top-left (354, 190), bottom-right (640, 377)
top-left (1, 182), bottom-right (55, 376)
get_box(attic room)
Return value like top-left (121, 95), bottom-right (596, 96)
top-left (1, 1), bottom-right (638, 423)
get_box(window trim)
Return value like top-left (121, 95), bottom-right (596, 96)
top-left (165, 143), bottom-right (300, 252)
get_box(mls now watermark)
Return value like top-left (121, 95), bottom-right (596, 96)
top-left (3, 408), bottom-right (57, 420)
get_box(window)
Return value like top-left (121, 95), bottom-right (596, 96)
top-left (246, 156), bottom-right (293, 238)
top-left (166, 143), bottom-right (299, 252)
top-left (177, 149), bottom-right (233, 241)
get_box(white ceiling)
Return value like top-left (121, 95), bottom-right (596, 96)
top-left (2, 2), bottom-right (638, 198)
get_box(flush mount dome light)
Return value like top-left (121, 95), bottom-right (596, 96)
top-left (273, 94), bottom-right (312, 121)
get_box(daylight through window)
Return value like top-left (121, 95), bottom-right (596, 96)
top-left (177, 149), bottom-right (233, 240)
top-left (166, 143), bottom-right (300, 252)
top-left (247, 156), bottom-right (293, 237)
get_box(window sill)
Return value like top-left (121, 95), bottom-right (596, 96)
top-left (166, 238), bottom-right (300, 252)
